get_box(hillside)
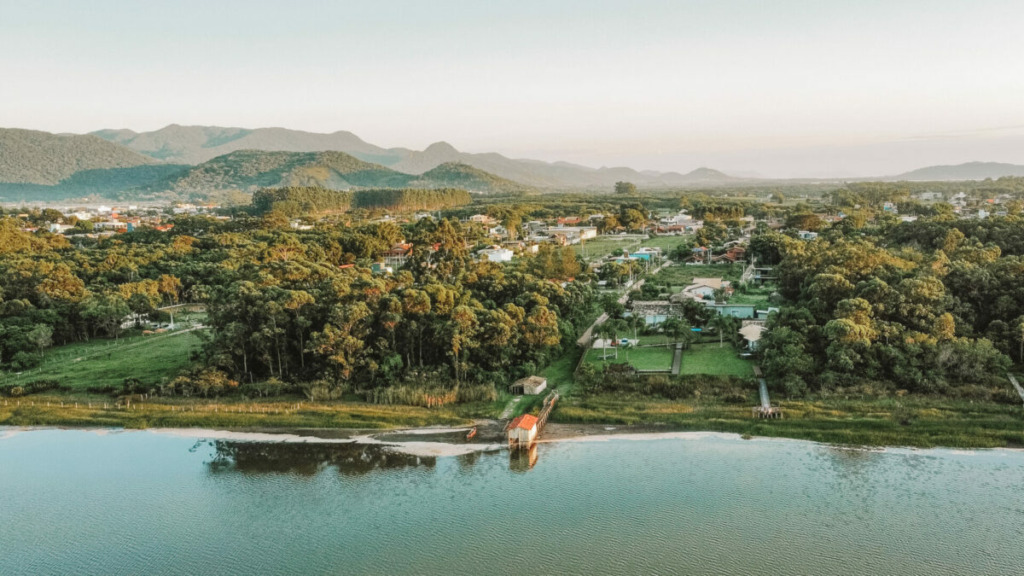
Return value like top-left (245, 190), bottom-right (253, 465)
top-left (895, 162), bottom-right (1024, 181)
top-left (148, 150), bottom-right (413, 193)
top-left (92, 125), bottom-right (741, 189)
top-left (410, 162), bottom-right (533, 194)
top-left (0, 128), bottom-right (155, 185)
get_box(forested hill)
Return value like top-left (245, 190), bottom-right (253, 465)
top-left (895, 162), bottom-right (1024, 181)
top-left (410, 162), bottom-right (534, 194)
top-left (0, 128), bottom-right (156, 185)
top-left (147, 151), bottom-right (523, 194)
top-left (147, 150), bottom-right (413, 194)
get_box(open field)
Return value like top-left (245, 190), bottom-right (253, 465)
top-left (550, 393), bottom-right (1024, 448)
top-left (679, 343), bottom-right (754, 377)
top-left (649, 262), bottom-right (743, 291)
top-left (639, 235), bottom-right (691, 251)
top-left (574, 235), bottom-right (644, 261)
top-left (1, 329), bottom-right (204, 391)
top-left (586, 344), bottom-right (674, 371)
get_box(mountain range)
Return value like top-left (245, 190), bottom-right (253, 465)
top-left (2, 125), bottom-right (1023, 200)
top-left (90, 124), bottom-right (741, 189)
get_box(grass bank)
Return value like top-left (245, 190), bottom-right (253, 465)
top-left (0, 393), bottom-right (485, 430)
top-left (551, 392), bottom-right (1024, 448)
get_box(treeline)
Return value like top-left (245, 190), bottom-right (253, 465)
top-left (251, 186), bottom-right (471, 217)
top-left (252, 187), bottom-right (352, 216)
top-left (352, 188), bottom-right (471, 211)
top-left (0, 213), bottom-right (594, 403)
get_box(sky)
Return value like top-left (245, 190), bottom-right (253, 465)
top-left (2, 0), bottom-right (1023, 178)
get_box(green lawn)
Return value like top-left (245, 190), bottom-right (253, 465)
top-left (586, 344), bottom-right (674, 371)
top-left (679, 343), bottom-right (754, 377)
top-left (575, 236), bottom-right (644, 261)
top-left (651, 263), bottom-right (743, 292)
top-left (639, 235), bottom-right (690, 251)
top-left (2, 329), bottom-right (205, 391)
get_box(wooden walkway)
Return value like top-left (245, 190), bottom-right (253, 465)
top-left (1008, 374), bottom-right (1024, 405)
top-left (752, 366), bottom-right (781, 418)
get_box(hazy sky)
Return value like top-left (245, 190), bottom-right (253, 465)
top-left (2, 0), bottom-right (1023, 177)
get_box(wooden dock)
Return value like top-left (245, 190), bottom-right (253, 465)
top-left (751, 366), bottom-right (781, 419)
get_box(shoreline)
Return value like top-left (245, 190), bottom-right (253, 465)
top-left (3, 423), bottom-right (1023, 456)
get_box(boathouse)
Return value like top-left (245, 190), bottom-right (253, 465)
top-left (507, 414), bottom-right (539, 447)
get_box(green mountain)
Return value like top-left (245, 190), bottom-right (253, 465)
top-left (895, 162), bottom-right (1024, 181)
top-left (0, 128), bottom-right (156, 185)
top-left (148, 150), bottom-right (413, 193)
top-left (411, 162), bottom-right (534, 193)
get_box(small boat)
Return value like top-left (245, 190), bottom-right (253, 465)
top-left (466, 427), bottom-right (477, 439)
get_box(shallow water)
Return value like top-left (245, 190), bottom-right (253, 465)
top-left (1, 429), bottom-right (1023, 575)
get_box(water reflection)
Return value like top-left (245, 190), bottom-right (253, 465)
top-left (207, 441), bottom-right (436, 476)
top-left (509, 443), bottom-right (539, 472)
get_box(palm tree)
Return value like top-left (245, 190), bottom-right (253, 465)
top-left (627, 314), bottom-right (645, 342)
top-left (709, 314), bottom-right (732, 348)
top-left (598, 323), bottom-right (615, 361)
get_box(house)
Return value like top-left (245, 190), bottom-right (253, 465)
top-left (557, 216), bottom-right (582, 226)
top-left (713, 246), bottom-right (746, 263)
top-left (682, 278), bottom-right (730, 300)
top-left (507, 414), bottom-right (539, 447)
top-left (510, 376), bottom-right (548, 395)
top-left (478, 247), bottom-right (514, 263)
top-left (739, 323), bottom-right (766, 351)
top-left (384, 242), bottom-right (413, 268)
top-left (469, 214), bottom-right (496, 225)
top-left (797, 230), bottom-right (818, 240)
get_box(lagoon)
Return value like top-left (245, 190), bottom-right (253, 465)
top-left (1, 429), bottom-right (1023, 575)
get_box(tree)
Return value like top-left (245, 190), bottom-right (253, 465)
top-left (614, 181), bottom-right (637, 196)
top-left (708, 314), bottom-right (732, 348)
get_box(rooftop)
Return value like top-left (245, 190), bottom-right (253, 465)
top-left (509, 414), bottom-right (539, 430)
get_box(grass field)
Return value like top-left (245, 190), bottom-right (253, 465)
top-left (574, 235), bottom-right (644, 261)
top-left (550, 393), bottom-right (1024, 448)
top-left (679, 343), bottom-right (754, 377)
top-left (1, 329), bottom-right (204, 391)
top-left (639, 235), bottom-right (691, 251)
top-left (650, 263), bottom-right (743, 291)
top-left (586, 344), bottom-right (674, 371)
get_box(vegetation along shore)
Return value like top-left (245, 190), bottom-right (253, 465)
top-left (3, 178), bottom-right (1024, 448)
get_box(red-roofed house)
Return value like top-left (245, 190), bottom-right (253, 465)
top-left (507, 414), bottom-right (539, 447)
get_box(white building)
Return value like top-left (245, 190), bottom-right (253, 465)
top-left (478, 247), bottom-right (514, 263)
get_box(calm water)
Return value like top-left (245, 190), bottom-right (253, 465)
top-left (2, 429), bottom-right (1024, 575)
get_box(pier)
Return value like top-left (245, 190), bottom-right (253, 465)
top-left (751, 366), bottom-right (781, 419)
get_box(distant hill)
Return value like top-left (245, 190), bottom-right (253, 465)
top-left (92, 124), bottom-right (395, 165)
top-left (92, 125), bottom-right (741, 189)
top-left (410, 162), bottom-right (534, 194)
top-left (0, 128), bottom-right (155, 185)
top-left (895, 162), bottom-right (1024, 181)
top-left (148, 150), bottom-right (413, 194)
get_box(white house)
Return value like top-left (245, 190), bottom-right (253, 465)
top-left (478, 247), bottom-right (514, 263)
